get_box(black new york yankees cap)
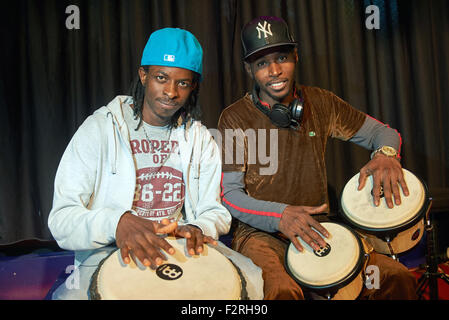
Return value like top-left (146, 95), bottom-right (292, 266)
top-left (241, 16), bottom-right (297, 60)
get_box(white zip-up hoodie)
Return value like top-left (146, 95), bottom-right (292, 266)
top-left (48, 96), bottom-right (231, 266)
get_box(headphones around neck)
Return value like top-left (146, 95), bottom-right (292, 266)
top-left (251, 85), bottom-right (304, 129)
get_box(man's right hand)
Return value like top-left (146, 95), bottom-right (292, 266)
top-left (115, 211), bottom-right (178, 268)
top-left (278, 204), bottom-right (330, 252)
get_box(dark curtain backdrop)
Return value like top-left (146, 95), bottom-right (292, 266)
top-left (1, 0), bottom-right (448, 245)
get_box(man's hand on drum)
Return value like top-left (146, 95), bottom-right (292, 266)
top-left (172, 224), bottom-right (217, 256)
top-left (278, 204), bottom-right (330, 252)
top-left (358, 153), bottom-right (409, 208)
top-left (115, 211), bottom-right (178, 268)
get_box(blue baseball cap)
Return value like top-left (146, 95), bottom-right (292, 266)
top-left (140, 28), bottom-right (203, 80)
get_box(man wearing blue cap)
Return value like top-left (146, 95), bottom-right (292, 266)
top-left (48, 28), bottom-right (236, 290)
top-left (218, 16), bottom-right (417, 299)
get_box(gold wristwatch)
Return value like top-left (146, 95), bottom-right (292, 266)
top-left (370, 146), bottom-right (399, 160)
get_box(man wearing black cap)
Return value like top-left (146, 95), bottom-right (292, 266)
top-left (218, 16), bottom-right (417, 299)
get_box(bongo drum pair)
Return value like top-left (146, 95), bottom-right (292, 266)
top-left (285, 169), bottom-right (430, 300)
top-left (89, 237), bottom-right (247, 300)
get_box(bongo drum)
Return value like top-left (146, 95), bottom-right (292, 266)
top-left (285, 222), bottom-right (366, 300)
top-left (340, 168), bottom-right (430, 256)
top-left (89, 237), bottom-right (247, 300)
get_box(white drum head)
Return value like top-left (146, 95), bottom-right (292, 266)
top-left (91, 237), bottom-right (242, 300)
top-left (341, 169), bottom-right (425, 229)
top-left (286, 223), bottom-right (362, 287)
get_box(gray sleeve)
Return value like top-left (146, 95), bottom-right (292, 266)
top-left (349, 115), bottom-right (401, 152)
top-left (221, 171), bottom-right (287, 233)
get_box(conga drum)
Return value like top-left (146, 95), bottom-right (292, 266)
top-left (285, 222), bottom-right (366, 300)
top-left (340, 168), bottom-right (430, 256)
top-left (89, 237), bottom-right (247, 300)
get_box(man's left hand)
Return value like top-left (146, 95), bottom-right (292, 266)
top-left (172, 225), bottom-right (217, 255)
top-left (358, 153), bottom-right (409, 208)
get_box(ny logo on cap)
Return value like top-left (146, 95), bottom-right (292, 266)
top-left (256, 21), bottom-right (273, 39)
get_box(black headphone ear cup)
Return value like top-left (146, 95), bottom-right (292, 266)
top-left (270, 104), bottom-right (292, 127)
top-left (252, 85), bottom-right (303, 128)
top-left (289, 99), bottom-right (303, 122)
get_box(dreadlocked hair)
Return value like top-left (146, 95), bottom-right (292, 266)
top-left (127, 65), bottom-right (202, 131)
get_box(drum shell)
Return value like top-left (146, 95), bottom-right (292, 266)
top-left (331, 269), bottom-right (364, 300)
top-left (309, 267), bottom-right (365, 300)
top-left (355, 218), bottom-right (424, 255)
top-left (284, 223), bottom-right (367, 300)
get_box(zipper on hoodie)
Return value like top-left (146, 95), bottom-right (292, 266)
top-left (107, 111), bottom-right (118, 174)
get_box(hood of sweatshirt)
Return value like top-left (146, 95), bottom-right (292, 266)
top-left (93, 95), bottom-right (196, 176)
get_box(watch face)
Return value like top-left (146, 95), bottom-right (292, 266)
top-left (381, 146), bottom-right (397, 156)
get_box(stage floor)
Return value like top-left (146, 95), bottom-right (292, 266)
top-left (0, 250), bottom-right (74, 300)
